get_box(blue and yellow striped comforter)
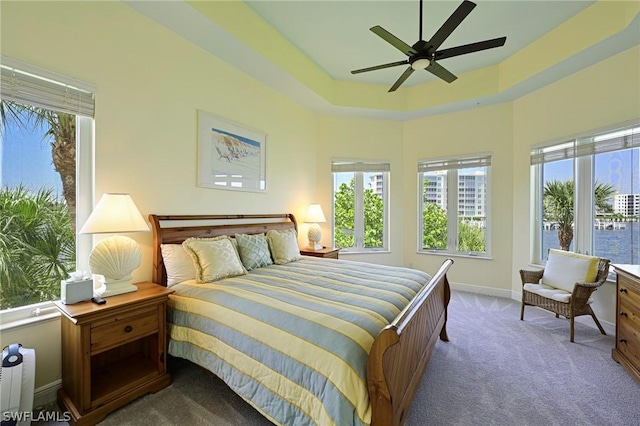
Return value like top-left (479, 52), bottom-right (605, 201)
top-left (167, 256), bottom-right (430, 426)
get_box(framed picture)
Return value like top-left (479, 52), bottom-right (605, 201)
top-left (197, 110), bottom-right (267, 192)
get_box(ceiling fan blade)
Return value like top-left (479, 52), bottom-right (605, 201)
top-left (428, 0), bottom-right (476, 51)
top-left (435, 37), bottom-right (506, 61)
top-left (351, 60), bottom-right (410, 74)
top-left (425, 61), bottom-right (457, 83)
top-left (388, 67), bottom-right (415, 92)
top-left (370, 26), bottom-right (418, 56)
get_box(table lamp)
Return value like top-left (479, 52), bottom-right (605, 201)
top-left (79, 193), bottom-right (149, 297)
top-left (304, 203), bottom-right (326, 251)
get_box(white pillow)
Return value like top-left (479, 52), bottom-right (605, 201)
top-left (182, 236), bottom-right (247, 283)
top-left (266, 228), bottom-right (301, 265)
top-left (161, 244), bottom-right (196, 287)
top-left (541, 249), bottom-right (599, 293)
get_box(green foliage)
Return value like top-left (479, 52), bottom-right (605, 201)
top-left (363, 188), bottom-right (384, 247)
top-left (334, 181), bottom-right (355, 248)
top-left (0, 186), bottom-right (75, 309)
top-left (333, 179), bottom-right (385, 248)
top-left (458, 220), bottom-right (486, 252)
top-left (422, 203), bottom-right (447, 249)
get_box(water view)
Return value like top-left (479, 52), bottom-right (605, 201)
top-left (543, 222), bottom-right (639, 264)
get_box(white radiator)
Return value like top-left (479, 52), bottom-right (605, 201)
top-left (1, 344), bottom-right (35, 426)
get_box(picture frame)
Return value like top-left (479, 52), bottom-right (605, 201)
top-left (197, 110), bottom-right (267, 192)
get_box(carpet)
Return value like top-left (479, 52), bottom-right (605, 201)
top-left (51, 291), bottom-right (640, 425)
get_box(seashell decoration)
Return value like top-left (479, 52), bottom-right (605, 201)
top-left (308, 223), bottom-right (322, 243)
top-left (89, 235), bottom-right (142, 281)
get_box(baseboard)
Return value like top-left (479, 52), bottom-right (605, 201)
top-left (34, 379), bottom-right (61, 409)
top-left (450, 281), bottom-right (512, 299)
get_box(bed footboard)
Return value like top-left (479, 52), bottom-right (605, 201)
top-left (367, 258), bottom-right (453, 426)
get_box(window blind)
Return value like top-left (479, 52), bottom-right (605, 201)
top-left (1, 57), bottom-right (95, 117)
top-left (418, 153), bottom-right (491, 173)
top-left (332, 161), bottom-right (390, 173)
top-left (530, 123), bottom-right (640, 165)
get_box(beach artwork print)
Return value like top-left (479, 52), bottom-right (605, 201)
top-left (197, 110), bottom-right (266, 192)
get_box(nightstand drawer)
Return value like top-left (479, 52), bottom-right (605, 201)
top-left (91, 308), bottom-right (158, 354)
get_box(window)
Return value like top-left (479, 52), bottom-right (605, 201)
top-left (531, 123), bottom-right (639, 265)
top-left (332, 160), bottom-right (389, 252)
top-left (418, 154), bottom-right (491, 256)
top-left (0, 57), bottom-right (94, 312)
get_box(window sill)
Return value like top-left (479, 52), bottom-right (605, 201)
top-left (338, 250), bottom-right (391, 255)
top-left (0, 301), bottom-right (61, 332)
top-left (417, 251), bottom-right (493, 260)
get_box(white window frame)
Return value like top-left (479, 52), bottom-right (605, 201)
top-left (331, 160), bottom-right (390, 253)
top-left (530, 121), bottom-right (640, 265)
top-left (0, 57), bottom-right (95, 328)
top-left (417, 153), bottom-right (492, 258)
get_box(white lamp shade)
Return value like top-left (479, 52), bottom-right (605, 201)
top-left (304, 204), bottom-right (326, 223)
top-left (80, 193), bottom-right (149, 234)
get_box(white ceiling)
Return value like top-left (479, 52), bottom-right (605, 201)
top-left (245, 0), bottom-right (594, 88)
top-left (127, 1), bottom-right (639, 119)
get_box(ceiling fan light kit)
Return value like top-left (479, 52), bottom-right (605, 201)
top-left (351, 0), bottom-right (507, 92)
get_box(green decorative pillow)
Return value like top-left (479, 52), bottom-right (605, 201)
top-left (182, 236), bottom-right (246, 283)
top-left (235, 233), bottom-right (273, 271)
top-left (266, 228), bottom-right (301, 265)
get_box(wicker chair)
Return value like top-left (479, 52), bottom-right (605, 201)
top-left (520, 256), bottom-right (610, 342)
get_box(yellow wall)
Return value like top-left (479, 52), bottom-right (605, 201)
top-left (315, 115), bottom-right (404, 266)
top-left (1, 0), bottom-right (321, 390)
top-left (1, 1), bottom-right (639, 394)
top-left (511, 45), bottom-right (640, 320)
top-left (403, 103), bottom-right (515, 295)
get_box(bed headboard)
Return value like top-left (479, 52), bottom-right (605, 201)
top-left (148, 213), bottom-right (298, 286)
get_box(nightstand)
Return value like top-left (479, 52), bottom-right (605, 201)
top-left (300, 247), bottom-right (340, 259)
top-left (54, 282), bottom-right (174, 425)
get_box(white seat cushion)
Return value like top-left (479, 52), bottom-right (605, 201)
top-left (541, 249), bottom-right (599, 293)
top-left (523, 283), bottom-right (593, 304)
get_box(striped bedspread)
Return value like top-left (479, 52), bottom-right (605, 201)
top-left (167, 256), bottom-right (430, 426)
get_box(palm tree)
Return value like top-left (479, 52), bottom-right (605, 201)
top-left (0, 100), bottom-right (77, 232)
top-left (0, 186), bottom-right (75, 308)
top-left (543, 179), bottom-right (616, 250)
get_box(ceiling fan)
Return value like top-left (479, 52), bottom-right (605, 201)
top-left (351, 0), bottom-right (506, 92)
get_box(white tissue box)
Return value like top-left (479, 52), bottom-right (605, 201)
top-left (61, 279), bottom-right (93, 304)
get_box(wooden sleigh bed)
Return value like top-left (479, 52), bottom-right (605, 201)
top-left (149, 213), bottom-right (453, 426)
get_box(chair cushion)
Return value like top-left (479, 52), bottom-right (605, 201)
top-left (523, 283), bottom-right (593, 304)
top-left (541, 249), bottom-right (599, 293)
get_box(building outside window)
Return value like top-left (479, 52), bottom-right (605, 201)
top-left (0, 58), bottom-right (94, 311)
top-left (531, 122), bottom-right (639, 265)
top-left (332, 160), bottom-right (389, 252)
top-left (418, 154), bottom-right (491, 256)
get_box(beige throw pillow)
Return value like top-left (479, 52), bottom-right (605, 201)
top-left (266, 229), bottom-right (301, 265)
top-left (161, 244), bottom-right (196, 286)
top-left (182, 236), bottom-right (246, 283)
top-left (541, 249), bottom-right (599, 293)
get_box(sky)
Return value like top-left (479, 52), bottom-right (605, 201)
top-left (1, 112), bottom-right (63, 195)
top-left (544, 149), bottom-right (639, 195)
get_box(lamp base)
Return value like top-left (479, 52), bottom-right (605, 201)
top-left (307, 223), bottom-right (323, 251)
top-left (95, 277), bottom-right (138, 298)
top-left (306, 242), bottom-right (323, 251)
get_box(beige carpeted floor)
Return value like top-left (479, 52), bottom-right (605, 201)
top-left (36, 291), bottom-right (640, 425)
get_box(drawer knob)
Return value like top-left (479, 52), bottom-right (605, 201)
top-left (619, 288), bottom-right (628, 293)
top-left (619, 338), bottom-right (627, 344)
top-left (619, 311), bottom-right (628, 317)
top-left (124, 325), bottom-right (133, 333)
